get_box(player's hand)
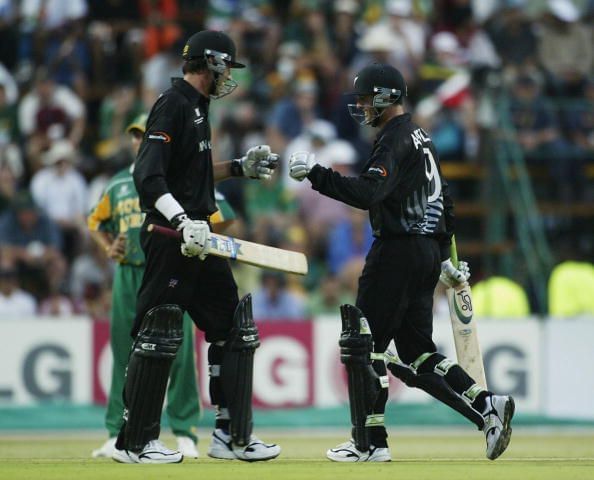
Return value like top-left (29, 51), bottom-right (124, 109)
top-left (107, 232), bottom-right (127, 261)
top-left (439, 258), bottom-right (470, 288)
top-left (289, 151), bottom-right (316, 181)
top-left (239, 145), bottom-right (279, 180)
top-left (172, 214), bottom-right (210, 260)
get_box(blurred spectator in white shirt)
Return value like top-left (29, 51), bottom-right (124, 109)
top-left (30, 140), bottom-right (88, 261)
top-left (0, 265), bottom-right (36, 317)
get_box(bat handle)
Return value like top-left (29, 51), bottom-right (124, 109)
top-left (450, 235), bottom-right (459, 268)
top-left (147, 223), bottom-right (181, 239)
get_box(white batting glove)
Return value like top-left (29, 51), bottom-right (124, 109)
top-left (172, 214), bottom-right (210, 260)
top-left (289, 151), bottom-right (317, 181)
top-left (439, 258), bottom-right (470, 288)
top-left (239, 145), bottom-right (279, 180)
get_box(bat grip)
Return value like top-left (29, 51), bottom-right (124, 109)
top-left (147, 223), bottom-right (181, 239)
top-left (450, 235), bottom-right (459, 268)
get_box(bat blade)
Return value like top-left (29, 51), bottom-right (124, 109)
top-left (447, 282), bottom-right (487, 389)
top-left (148, 224), bottom-right (308, 275)
top-left (207, 232), bottom-right (308, 275)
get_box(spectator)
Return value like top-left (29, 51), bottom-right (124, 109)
top-left (0, 264), bottom-right (37, 317)
top-left (38, 284), bottom-right (76, 316)
top-left (537, 0), bottom-right (593, 97)
top-left (296, 139), bottom-right (357, 240)
top-left (415, 31), bottom-right (478, 159)
top-left (351, 22), bottom-right (401, 79)
top-left (329, 0), bottom-right (360, 67)
top-left (283, 119), bottom-right (337, 192)
top-left (327, 207), bottom-right (373, 275)
top-left (141, 38), bottom-right (184, 108)
top-left (252, 271), bottom-right (306, 321)
top-left (43, 19), bottom-right (91, 96)
top-left (18, 68), bottom-right (86, 171)
top-left (508, 73), bottom-right (580, 199)
top-left (98, 82), bottom-right (143, 142)
top-left (0, 2), bottom-right (18, 71)
top-left (0, 62), bottom-right (18, 105)
top-left (30, 140), bottom-right (88, 260)
top-left (69, 238), bottom-right (113, 306)
top-left (383, 0), bottom-right (427, 83)
top-left (305, 273), bottom-right (354, 317)
top-left (488, 0), bottom-right (539, 72)
top-left (0, 190), bottom-right (66, 299)
top-left (266, 75), bottom-right (321, 156)
top-left (561, 76), bottom-right (594, 161)
top-left (0, 83), bottom-right (22, 180)
top-left (0, 158), bottom-right (17, 213)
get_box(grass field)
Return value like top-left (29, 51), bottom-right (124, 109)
top-left (1, 429), bottom-right (593, 480)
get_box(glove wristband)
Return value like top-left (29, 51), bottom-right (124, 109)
top-left (230, 158), bottom-right (245, 177)
top-left (171, 213), bottom-right (189, 231)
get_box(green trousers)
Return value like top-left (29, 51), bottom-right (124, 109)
top-left (105, 264), bottom-right (201, 442)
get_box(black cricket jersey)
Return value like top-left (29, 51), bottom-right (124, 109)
top-left (134, 78), bottom-right (216, 222)
top-left (307, 113), bottom-right (454, 258)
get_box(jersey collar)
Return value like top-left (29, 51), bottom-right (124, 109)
top-left (171, 77), bottom-right (209, 107)
top-left (377, 112), bottom-right (411, 137)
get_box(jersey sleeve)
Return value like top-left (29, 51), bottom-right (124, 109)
top-left (133, 94), bottom-right (180, 208)
top-left (307, 139), bottom-right (397, 210)
top-left (211, 190), bottom-right (236, 224)
top-left (87, 190), bottom-right (112, 232)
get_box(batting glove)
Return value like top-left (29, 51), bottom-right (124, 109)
top-left (234, 145), bottom-right (279, 180)
top-left (172, 214), bottom-right (210, 260)
top-left (439, 258), bottom-right (470, 288)
top-left (289, 151), bottom-right (316, 182)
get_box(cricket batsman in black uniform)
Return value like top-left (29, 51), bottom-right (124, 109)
top-left (112, 30), bottom-right (281, 464)
top-left (289, 63), bottom-right (514, 462)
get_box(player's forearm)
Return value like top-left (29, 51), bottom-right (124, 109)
top-left (89, 230), bottom-right (113, 255)
top-left (212, 160), bottom-right (236, 182)
top-left (308, 165), bottom-right (380, 210)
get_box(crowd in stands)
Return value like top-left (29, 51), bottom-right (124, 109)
top-left (0, 0), bottom-right (593, 320)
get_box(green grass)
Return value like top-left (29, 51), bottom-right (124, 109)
top-left (1, 430), bottom-right (593, 480)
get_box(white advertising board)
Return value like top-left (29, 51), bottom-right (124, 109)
top-left (0, 318), bottom-right (92, 405)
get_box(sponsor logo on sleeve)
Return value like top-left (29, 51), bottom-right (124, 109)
top-left (367, 165), bottom-right (388, 177)
top-left (147, 131), bottom-right (171, 143)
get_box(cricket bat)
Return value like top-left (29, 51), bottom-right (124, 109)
top-left (148, 224), bottom-right (308, 275)
top-left (446, 236), bottom-right (487, 389)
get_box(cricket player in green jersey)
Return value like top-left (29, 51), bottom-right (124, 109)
top-left (88, 114), bottom-right (236, 459)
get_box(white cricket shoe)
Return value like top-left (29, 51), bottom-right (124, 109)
top-left (92, 437), bottom-right (116, 458)
top-left (327, 440), bottom-right (391, 462)
top-left (112, 439), bottom-right (183, 464)
top-left (207, 428), bottom-right (281, 462)
top-left (483, 395), bottom-right (515, 460)
top-left (176, 436), bottom-right (199, 459)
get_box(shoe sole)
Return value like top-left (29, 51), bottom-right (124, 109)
top-left (487, 396), bottom-right (515, 460)
top-left (138, 456), bottom-right (184, 464)
top-left (327, 449), bottom-right (391, 463)
top-left (208, 449), bottom-right (280, 462)
top-left (208, 453), bottom-right (280, 462)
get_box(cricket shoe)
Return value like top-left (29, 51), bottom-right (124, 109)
top-left (207, 428), bottom-right (281, 462)
top-left (327, 440), bottom-right (391, 462)
top-left (176, 436), bottom-right (199, 459)
top-left (112, 439), bottom-right (183, 464)
top-left (483, 394), bottom-right (515, 460)
top-left (92, 437), bottom-right (116, 458)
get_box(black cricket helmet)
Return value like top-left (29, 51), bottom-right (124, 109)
top-left (182, 30), bottom-right (245, 99)
top-left (347, 63), bottom-right (407, 126)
